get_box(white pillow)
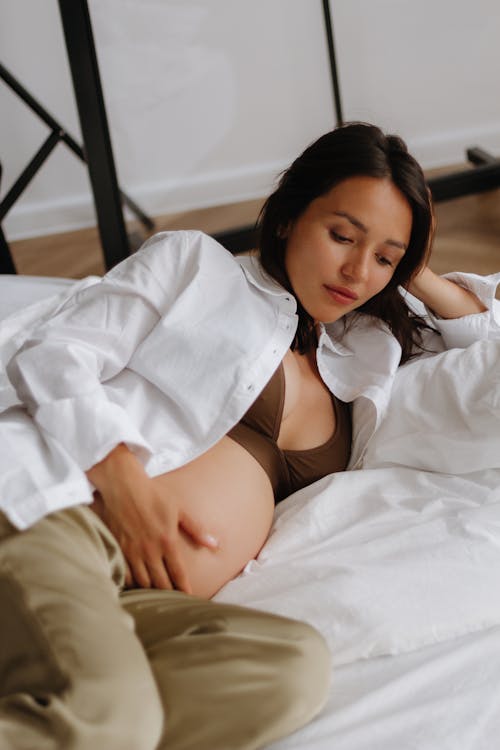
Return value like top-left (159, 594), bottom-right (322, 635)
top-left (0, 275), bottom-right (74, 321)
top-left (362, 339), bottom-right (500, 474)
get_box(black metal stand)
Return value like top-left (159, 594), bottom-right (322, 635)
top-left (322, 0), bottom-right (344, 126)
top-left (0, 163), bottom-right (16, 274)
top-left (0, 226), bottom-right (15, 274)
top-left (3, 0), bottom-right (497, 277)
top-left (0, 0), bottom-right (154, 273)
top-left (427, 147), bottom-right (500, 202)
top-left (0, 0), bottom-right (348, 268)
top-left (58, 0), bottom-right (130, 270)
top-left (319, 2), bottom-right (500, 205)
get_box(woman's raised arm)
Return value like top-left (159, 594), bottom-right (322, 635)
top-left (407, 265), bottom-right (487, 319)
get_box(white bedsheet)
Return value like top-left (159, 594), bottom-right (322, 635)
top-left (268, 625), bottom-right (500, 750)
top-left (0, 274), bottom-right (74, 320)
top-left (216, 465), bottom-right (500, 664)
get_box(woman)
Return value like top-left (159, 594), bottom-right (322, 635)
top-left (0, 123), bottom-right (495, 750)
top-left (85, 123), bottom-right (484, 598)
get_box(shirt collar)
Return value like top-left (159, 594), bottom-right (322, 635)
top-left (236, 254), bottom-right (295, 300)
top-left (317, 320), bottom-right (353, 356)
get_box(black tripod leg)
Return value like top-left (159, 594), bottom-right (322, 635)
top-left (58, 0), bottom-right (130, 270)
top-left (0, 225), bottom-right (16, 274)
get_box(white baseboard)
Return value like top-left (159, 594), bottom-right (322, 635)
top-left (5, 126), bottom-right (500, 241)
top-left (3, 159), bottom-right (285, 242)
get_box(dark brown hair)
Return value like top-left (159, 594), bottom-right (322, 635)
top-left (257, 122), bottom-right (435, 363)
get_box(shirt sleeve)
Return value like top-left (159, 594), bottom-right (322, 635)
top-left (425, 270), bottom-right (500, 349)
top-left (6, 232), bottom-right (191, 471)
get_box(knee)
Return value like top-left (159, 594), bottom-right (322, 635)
top-left (274, 619), bottom-right (332, 728)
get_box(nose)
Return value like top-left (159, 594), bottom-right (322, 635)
top-left (340, 248), bottom-right (370, 283)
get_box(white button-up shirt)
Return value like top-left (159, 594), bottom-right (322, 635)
top-left (1, 230), bottom-right (499, 529)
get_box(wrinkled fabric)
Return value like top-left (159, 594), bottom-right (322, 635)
top-left (1, 230), bottom-right (499, 528)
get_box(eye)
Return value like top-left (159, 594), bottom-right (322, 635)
top-left (375, 254), bottom-right (395, 268)
top-left (330, 230), bottom-right (353, 244)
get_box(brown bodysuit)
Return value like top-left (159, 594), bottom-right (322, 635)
top-left (228, 362), bottom-right (351, 503)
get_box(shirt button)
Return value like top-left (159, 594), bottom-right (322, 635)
top-left (247, 384), bottom-right (255, 392)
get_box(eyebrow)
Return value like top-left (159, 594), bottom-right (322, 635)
top-left (332, 211), bottom-right (407, 252)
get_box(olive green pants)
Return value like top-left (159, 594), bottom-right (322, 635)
top-left (0, 506), bottom-right (330, 750)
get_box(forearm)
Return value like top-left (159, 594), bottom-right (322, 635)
top-left (408, 266), bottom-right (487, 319)
top-left (86, 443), bottom-right (145, 528)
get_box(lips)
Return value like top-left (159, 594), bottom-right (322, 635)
top-left (324, 284), bottom-right (359, 304)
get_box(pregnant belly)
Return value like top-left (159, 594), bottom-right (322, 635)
top-left (152, 436), bottom-right (275, 598)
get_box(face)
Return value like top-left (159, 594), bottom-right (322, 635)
top-left (284, 176), bottom-right (413, 324)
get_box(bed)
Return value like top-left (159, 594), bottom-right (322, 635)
top-left (1, 273), bottom-right (500, 749)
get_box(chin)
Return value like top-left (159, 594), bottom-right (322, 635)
top-left (315, 310), bottom-right (347, 325)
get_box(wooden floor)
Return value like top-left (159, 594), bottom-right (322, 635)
top-left (8, 176), bottom-right (500, 286)
top-left (8, 199), bottom-right (265, 279)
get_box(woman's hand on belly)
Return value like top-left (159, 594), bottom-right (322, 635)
top-left (153, 437), bottom-right (276, 599)
top-left (87, 443), bottom-right (220, 592)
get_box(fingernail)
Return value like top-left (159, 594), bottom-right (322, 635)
top-left (204, 534), bottom-right (219, 548)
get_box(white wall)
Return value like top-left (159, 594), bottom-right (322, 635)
top-left (334, 0), bottom-right (500, 166)
top-left (1, 0), bottom-right (500, 240)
